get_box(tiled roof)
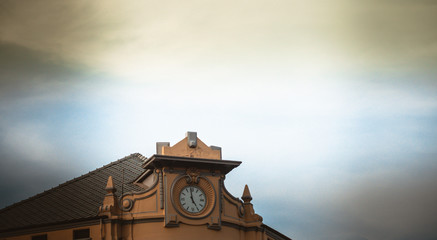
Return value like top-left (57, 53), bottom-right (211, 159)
top-left (0, 153), bottom-right (147, 232)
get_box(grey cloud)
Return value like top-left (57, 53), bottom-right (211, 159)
top-left (336, 160), bottom-right (437, 240)
top-left (338, 1), bottom-right (437, 71)
top-left (2, 0), bottom-right (437, 75)
top-left (0, 41), bottom-right (110, 208)
top-left (256, 158), bottom-right (437, 240)
top-left (0, 42), bottom-right (92, 104)
top-left (0, 146), bottom-right (77, 208)
top-left (0, 0), bottom-right (130, 69)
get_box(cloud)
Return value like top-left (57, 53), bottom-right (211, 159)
top-left (2, 0), bottom-right (436, 79)
top-left (247, 155), bottom-right (437, 240)
top-left (0, 41), bottom-right (113, 208)
top-left (1, 122), bottom-right (56, 163)
top-left (333, 160), bottom-right (437, 240)
top-left (0, 42), bottom-right (97, 107)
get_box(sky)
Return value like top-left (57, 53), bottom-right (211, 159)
top-left (1, 1), bottom-right (437, 239)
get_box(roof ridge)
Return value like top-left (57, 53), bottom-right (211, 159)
top-left (0, 153), bottom-right (147, 214)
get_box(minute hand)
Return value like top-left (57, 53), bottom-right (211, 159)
top-left (190, 188), bottom-right (200, 211)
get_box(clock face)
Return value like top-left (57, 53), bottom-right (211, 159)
top-left (179, 186), bottom-right (206, 214)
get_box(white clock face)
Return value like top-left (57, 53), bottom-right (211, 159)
top-left (179, 186), bottom-right (206, 213)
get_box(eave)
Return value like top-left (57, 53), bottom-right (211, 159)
top-left (142, 154), bottom-right (242, 175)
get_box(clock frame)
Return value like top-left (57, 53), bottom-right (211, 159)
top-left (171, 173), bottom-right (216, 219)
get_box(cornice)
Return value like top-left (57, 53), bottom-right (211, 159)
top-left (142, 155), bottom-right (241, 175)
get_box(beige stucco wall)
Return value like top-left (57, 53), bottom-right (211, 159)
top-left (123, 221), bottom-right (265, 240)
top-left (2, 224), bottom-right (100, 240)
top-left (1, 221), bottom-right (271, 240)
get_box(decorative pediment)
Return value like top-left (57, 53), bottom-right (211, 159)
top-left (157, 132), bottom-right (222, 160)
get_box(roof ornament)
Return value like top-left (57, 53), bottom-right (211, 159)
top-left (99, 176), bottom-right (120, 217)
top-left (241, 184), bottom-right (252, 203)
top-left (186, 131), bottom-right (197, 148)
top-left (241, 184), bottom-right (263, 222)
top-left (105, 175), bottom-right (116, 194)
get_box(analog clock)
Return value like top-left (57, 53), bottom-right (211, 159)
top-left (179, 186), bottom-right (206, 213)
top-left (171, 173), bottom-right (215, 218)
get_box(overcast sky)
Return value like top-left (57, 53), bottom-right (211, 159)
top-left (1, 1), bottom-right (437, 240)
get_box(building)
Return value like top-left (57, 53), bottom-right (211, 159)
top-left (0, 132), bottom-right (291, 240)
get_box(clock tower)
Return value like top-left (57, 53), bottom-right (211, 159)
top-left (99, 132), bottom-right (289, 240)
top-left (140, 131), bottom-right (243, 230)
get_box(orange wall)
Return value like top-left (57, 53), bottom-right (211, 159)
top-left (2, 221), bottom-right (270, 240)
top-left (3, 224), bottom-right (100, 240)
top-left (124, 221), bottom-right (266, 240)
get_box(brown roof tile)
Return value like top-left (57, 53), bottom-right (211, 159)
top-left (0, 153), bottom-right (146, 232)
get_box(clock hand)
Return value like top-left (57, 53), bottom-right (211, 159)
top-left (190, 187), bottom-right (194, 201)
top-left (189, 188), bottom-right (200, 211)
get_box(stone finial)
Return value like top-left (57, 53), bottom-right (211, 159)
top-left (242, 184), bottom-right (252, 203)
top-left (105, 175), bottom-right (116, 194)
top-left (99, 176), bottom-right (120, 217)
top-left (241, 184), bottom-right (263, 223)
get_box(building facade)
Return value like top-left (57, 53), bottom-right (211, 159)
top-left (0, 132), bottom-right (291, 240)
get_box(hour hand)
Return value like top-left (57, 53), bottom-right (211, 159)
top-left (192, 200), bottom-right (199, 211)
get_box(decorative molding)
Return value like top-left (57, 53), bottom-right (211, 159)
top-left (207, 216), bottom-right (221, 230)
top-left (120, 190), bottom-right (157, 212)
top-left (223, 195), bottom-right (245, 221)
top-left (238, 205), bottom-right (245, 218)
top-left (170, 174), bottom-right (216, 220)
top-left (121, 198), bottom-right (134, 211)
top-left (164, 174), bottom-right (172, 227)
top-left (165, 214), bottom-right (179, 227)
top-left (185, 168), bottom-right (200, 184)
top-left (219, 178), bottom-right (223, 214)
top-left (159, 170), bottom-right (164, 209)
top-left (124, 217), bottom-right (164, 224)
top-left (221, 180), bottom-right (245, 220)
top-left (221, 221), bottom-right (262, 232)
